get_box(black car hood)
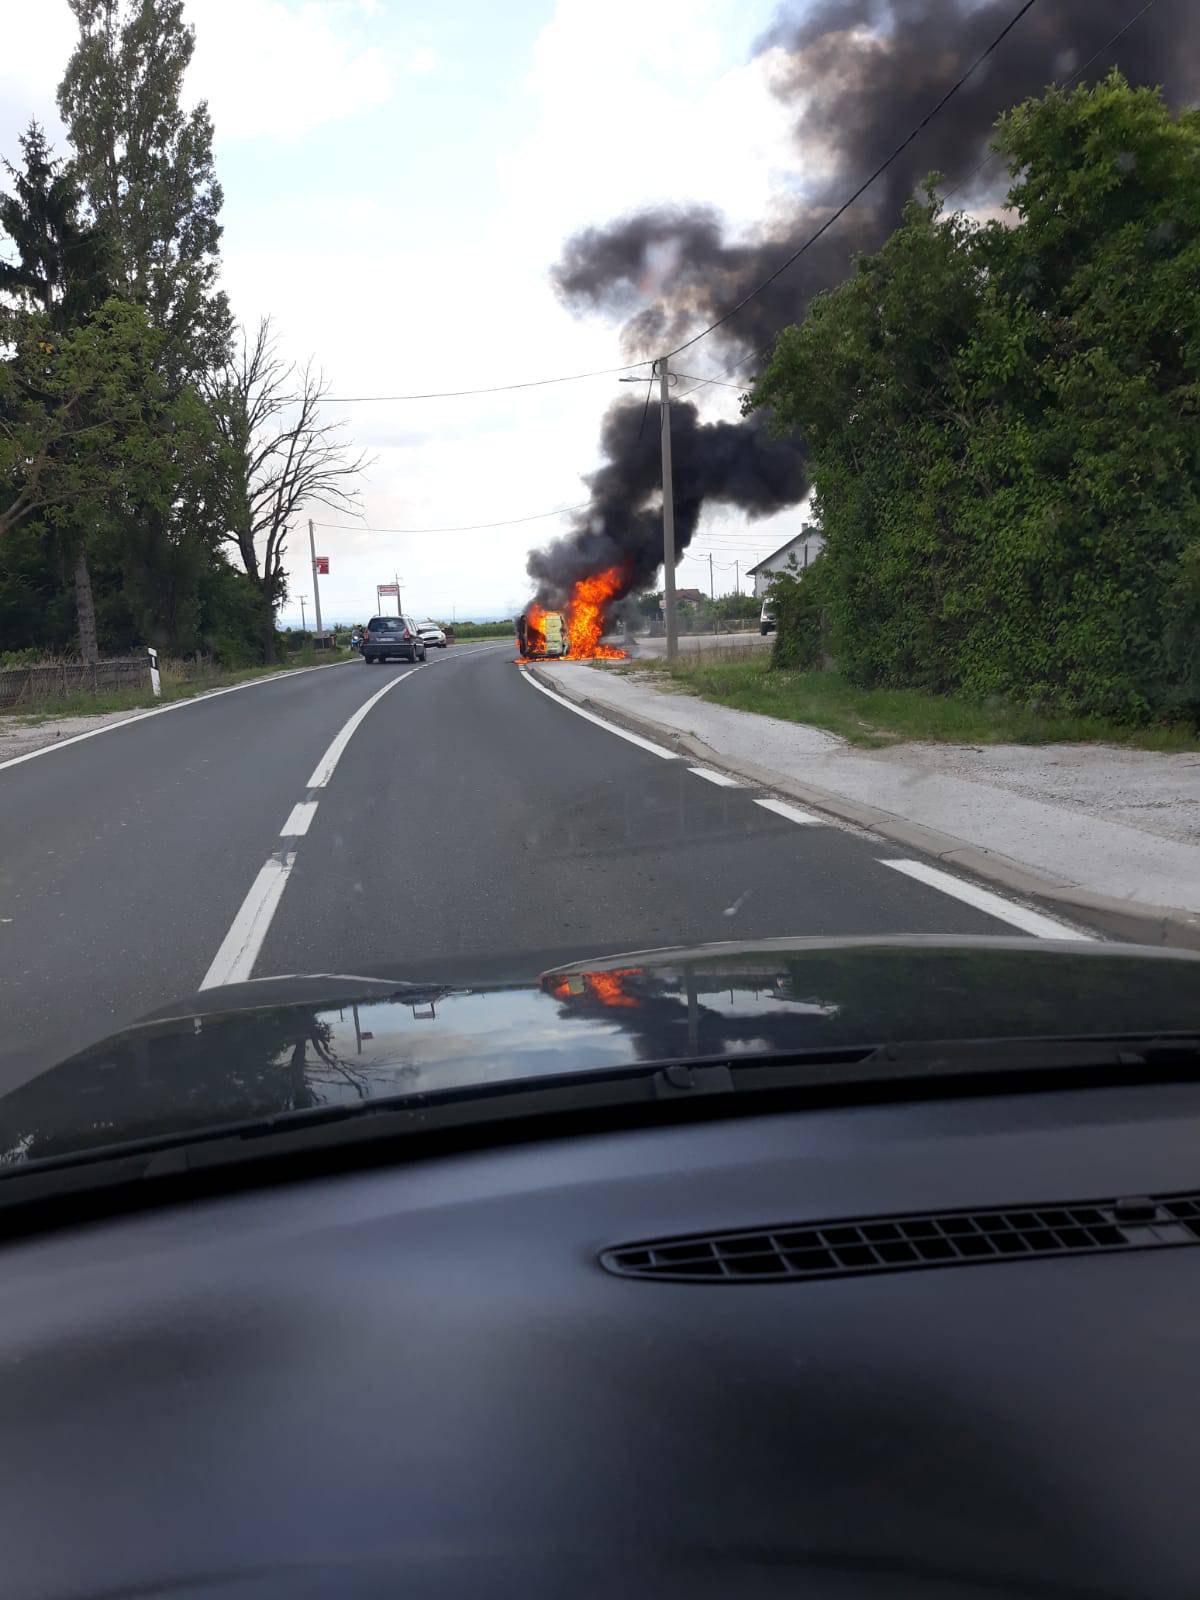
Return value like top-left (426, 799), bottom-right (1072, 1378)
top-left (2, 936), bottom-right (1198, 1169)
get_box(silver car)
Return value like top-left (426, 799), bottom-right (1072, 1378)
top-left (418, 621), bottom-right (448, 648)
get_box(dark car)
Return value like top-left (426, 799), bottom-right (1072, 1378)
top-left (361, 614), bottom-right (427, 663)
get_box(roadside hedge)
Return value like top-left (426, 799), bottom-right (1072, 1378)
top-left (749, 75), bottom-right (1200, 724)
top-left (769, 560), bottom-right (829, 671)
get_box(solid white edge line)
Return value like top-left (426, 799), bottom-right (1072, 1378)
top-left (280, 800), bottom-right (318, 837)
top-left (0, 657), bottom-right (354, 777)
top-left (199, 852), bottom-right (298, 990)
top-left (688, 766), bottom-right (742, 788)
top-left (880, 858), bottom-right (1094, 941)
top-left (306, 668), bottom-right (418, 788)
top-left (519, 668), bottom-right (677, 760)
top-left (755, 796), bottom-right (823, 826)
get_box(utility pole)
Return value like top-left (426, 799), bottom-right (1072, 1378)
top-left (308, 519), bottom-right (324, 637)
top-left (735, 560), bottom-right (739, 596)
top-left (299, 595), bottom-right (307, 633)
top-left (708, 551), bottom-right (714, 600)
top-left (394, 572), bottom-right (403, 617)
top-left (658, 355), bottom-right (678, 663)
top-left (620, 359), bottom-right (678, 660)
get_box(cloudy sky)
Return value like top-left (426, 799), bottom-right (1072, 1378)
top-left (1, 0), bottom-right (812, 624)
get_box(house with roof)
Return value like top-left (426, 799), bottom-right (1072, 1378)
top-left (746, 529), bottom-right (824, 597)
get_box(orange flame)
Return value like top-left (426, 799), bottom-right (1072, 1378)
top-left (524, 603), bottom-right (548, 657)
top-left (566, 565), bottom-right (629, 660)
top-left (587, 968), bottom-right (641, 1008)
top-left (543, 967), bottom-right (643, 1009)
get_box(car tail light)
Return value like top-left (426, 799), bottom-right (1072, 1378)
top-left (402, 628), bottom-right (411, 640)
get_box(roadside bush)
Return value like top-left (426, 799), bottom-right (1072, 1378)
top-left (197, 558), bottom-right (267, 667)
top-left (770, 561), bottom-right (829, 671)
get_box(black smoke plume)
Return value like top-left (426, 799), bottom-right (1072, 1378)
top-left (527, 399), bottom-right (807, 606)
top-left (529, 0), bottom-right (1198, 608)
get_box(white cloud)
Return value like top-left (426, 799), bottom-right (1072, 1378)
top-left (185, 0), bottom-right (393, 142)
top-left (248, 0), bottom-right (801, 623)
top-left (496, 0), bottom-right (797, 264)
top-left (408, 45), bottom-right (437, 75)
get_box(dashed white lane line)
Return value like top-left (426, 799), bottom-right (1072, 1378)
top-left (688, 766), bottom-right (742, 788)
top-left (755, 797), bottom-right (824, 826)
top-left (200, 853), bottom-right (298, 990)
top-left (280, 800), bottom-right (318, 837)
top-left (880, 859), bottom-right (1094, 940)
top-left (202, 666), bottom-right (422, 990)
top-left (519, 668), bottom-right (678, 760)
top-left (307, 668), bottom-right (418, 788)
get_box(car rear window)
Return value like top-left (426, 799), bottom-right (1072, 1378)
top-left (368, 618), bottom-right (399, 631)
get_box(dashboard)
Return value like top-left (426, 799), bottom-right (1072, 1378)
top-left (4, 1080), bottom-right (1200, 1598)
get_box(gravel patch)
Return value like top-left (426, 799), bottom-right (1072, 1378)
top-left (0, 707), bottom-right (157, 765)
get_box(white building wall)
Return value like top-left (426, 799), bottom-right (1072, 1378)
top-left (752, 533), bottom-right (825, 596)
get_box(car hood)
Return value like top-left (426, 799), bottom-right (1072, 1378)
top-left (2, 936), bottom-right (1198, 1169)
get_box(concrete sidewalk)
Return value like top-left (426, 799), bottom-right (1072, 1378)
top-left (534, 661), bottom-right (1200, 948)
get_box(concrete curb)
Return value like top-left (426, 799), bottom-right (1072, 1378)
top-left (529, 663), bottom-right (1200, 952)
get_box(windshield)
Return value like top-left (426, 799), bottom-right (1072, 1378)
top-left (1, 0), bottom-right (1197, 1173)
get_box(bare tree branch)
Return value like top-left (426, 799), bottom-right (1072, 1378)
top-left (203, 319), bottom-right (370, 647)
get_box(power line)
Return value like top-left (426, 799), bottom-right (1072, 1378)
top-left (325, 360), bottom-right (652, 403)
top-left (673, 0), bottom-right (1160, 401)
top-left (671, 372), bottom-right (747, 390)
top-left (635, 374), bottom-right (656, 441)
top-left (665, 0), bottom-right (1041, 360)
top-left (314, 500), bottom-right (591, 535)
top-left (940, 0), bottom-right (1161, 201)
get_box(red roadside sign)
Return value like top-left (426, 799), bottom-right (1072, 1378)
top-left (314, 556), bottom-right (329, 575)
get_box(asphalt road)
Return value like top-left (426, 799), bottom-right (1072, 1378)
top-left (0, 642), bottom-right (1099, 1091)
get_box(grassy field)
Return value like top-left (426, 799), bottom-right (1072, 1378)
top-left (446, 621), bottom-right (514, 640)
top-left (9, 651), bottom-right (354, 726)
top-left (620, 650), bottom-right (1200, 753)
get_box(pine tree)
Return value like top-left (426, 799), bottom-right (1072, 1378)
top-left (0, 121), bottom-right (110, 327)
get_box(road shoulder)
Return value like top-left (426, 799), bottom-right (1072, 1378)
top-left (529, 661), bottom-right (1200, 951)
top-left (0, 657), bottom-right (355, 771)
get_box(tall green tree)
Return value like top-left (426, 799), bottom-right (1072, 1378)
top-left (0, 123), bottom-right (115, 660)
top-left (0, 300), bottom-right (209, 655)
top-left (57, 0), bottom-right (231, 376)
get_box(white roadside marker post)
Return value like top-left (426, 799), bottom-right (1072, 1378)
top-left (148, 646), bottom-right (161, 699)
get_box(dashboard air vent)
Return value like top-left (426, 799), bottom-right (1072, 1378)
top-left (601, 1190), bottom-right (1200, 1284)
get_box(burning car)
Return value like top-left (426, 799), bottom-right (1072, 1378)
top-left (518, 565), bottom-right (630, 663)
top-left (516, 606), bottom-right (567, 659)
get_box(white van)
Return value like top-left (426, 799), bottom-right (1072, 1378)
top-left (760, 599), bottom-right (776, 636)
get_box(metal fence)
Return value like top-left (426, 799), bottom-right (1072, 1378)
top-left (0, 655), bottom-right (152, 710)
